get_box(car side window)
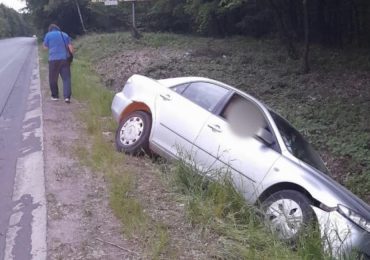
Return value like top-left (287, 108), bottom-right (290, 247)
top-left (181, 82), bottom-right (229, 111)
top-left (171, 83), bottom-right (189, 94)
top-left (221, 94), bottom-right (275, 145)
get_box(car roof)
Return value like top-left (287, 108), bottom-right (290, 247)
top-left (157, 76), bottom-right (267, 107)
top-left (156, 75), bottom-right (288, 151)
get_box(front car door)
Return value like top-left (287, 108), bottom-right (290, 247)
top-left (151, 81), bottom-right (230, 160)
top-left (192, 93), bottom-right (282, 201)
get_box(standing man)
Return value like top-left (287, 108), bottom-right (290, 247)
top-left (43, 24), bottom-right (73, 103)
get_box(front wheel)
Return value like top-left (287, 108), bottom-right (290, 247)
top-left (261, 190), bottom-right (316, 244)
top-left (115, 111), bottom-right (151, 155)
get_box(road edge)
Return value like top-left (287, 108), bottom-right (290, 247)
top-left (4, 44), bottom-right (47, 260)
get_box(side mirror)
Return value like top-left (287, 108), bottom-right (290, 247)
top-left (256, 128), bottom-right (275, 146)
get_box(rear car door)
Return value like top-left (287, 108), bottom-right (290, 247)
top-left (192, 94), bottom-right (281, 200)
top-left (151, 82), bottom-right (230, 159)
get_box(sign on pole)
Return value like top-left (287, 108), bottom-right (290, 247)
top-left (91, 0), bottom-right (118, 4)
top-left (104, 0), bottom-right (118, 5)
top-left (91, 0), bottom-right (149, 38)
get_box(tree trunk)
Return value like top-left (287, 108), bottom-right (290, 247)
top-left (267, 0), bottom-right (298, 59)
top-left (317, 0), bottom-right (327, 45)
top-left (349, 0), bottom-right (360, 47)
top-left (302, 0), bottom-right (310, 73)
top-left (74, 0), bottom-right (87, 33)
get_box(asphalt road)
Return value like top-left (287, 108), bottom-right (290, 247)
top-left (0, 38), bottom-right (46, 260)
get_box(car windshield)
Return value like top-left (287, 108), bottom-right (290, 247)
top-left (270, 111), bottom-right (329, 174)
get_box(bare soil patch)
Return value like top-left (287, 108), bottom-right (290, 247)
top-left (122, 156), bottom-right (220, 259)
top-left (95, 48), bottom-right (183, 92)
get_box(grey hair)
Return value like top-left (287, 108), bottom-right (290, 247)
top-left (48, 24), bottom-right (60, 32)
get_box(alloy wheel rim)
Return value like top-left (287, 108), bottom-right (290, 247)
top-left (265, 199), bottom-right (303, 240)
top-left (119, 116), bottom-right (144, 146)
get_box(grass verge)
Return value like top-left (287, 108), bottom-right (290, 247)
top-left (163, 158), bottom-right (334, 260)
top-left (40, 47), bottom-right (171, 258)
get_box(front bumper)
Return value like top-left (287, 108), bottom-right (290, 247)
top-left (111, 92), bottom-right (132, 123)
top-left (313, 206), bottom-right (370, 258)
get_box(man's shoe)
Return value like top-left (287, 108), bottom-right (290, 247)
top-left (64, 98), bottom-right (70, 104)
top-left (51, 97), bottom-right (59, 101)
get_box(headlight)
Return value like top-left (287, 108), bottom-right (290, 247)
top-left (337, 204), bottom-right (370, 233)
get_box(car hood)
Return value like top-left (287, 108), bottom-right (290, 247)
top-left (300, 160), bottom-right (370, 219)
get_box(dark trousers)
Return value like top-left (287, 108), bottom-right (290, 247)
top-left (49, 59), bottom-right (71, 99)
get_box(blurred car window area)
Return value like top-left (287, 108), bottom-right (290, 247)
top-left (221, 94), bottom-right (266, 138)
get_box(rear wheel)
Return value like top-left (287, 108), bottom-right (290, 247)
top-left (261, 190), bottom-right (316, 244)
top-left (115, 111), bottom-right (151, 155)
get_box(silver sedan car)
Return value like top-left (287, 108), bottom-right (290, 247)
top-left (111, 74), bottom-right (370, 258)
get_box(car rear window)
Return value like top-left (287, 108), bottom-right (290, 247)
top-left (182, 82), bottom-right (229, 111)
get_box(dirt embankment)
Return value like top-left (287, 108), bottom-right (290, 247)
top-left (92, 36), bottom-right (369, 203)
top-left (95, 48), bottom-right (184, 92)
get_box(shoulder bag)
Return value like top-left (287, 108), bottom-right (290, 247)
top-left (60, 32), bottom-right (73, 64)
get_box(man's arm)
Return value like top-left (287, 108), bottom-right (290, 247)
top-left (43, 34), bottom-right (49, 49)
top-left (68, 44), bottom-right (74, 54)
top-left (65, 34), bottom-right (73, 54)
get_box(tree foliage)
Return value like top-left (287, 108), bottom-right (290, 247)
top-left (25, 0), bottom-right (135, 36)
top-left (24, 0), bottom-right (370, 48)
top-left (0, 4), bottom-right (32, 38)
top-left (147, 0), bottom-right (370, 48)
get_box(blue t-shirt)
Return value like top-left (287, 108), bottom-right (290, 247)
top-left (43, 29), bottom-right (71, 61)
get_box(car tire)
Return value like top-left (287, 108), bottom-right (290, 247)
top-left (261, 190), bottom-right (316, 244)
top-left (115, 111), bottom-right (151, 155)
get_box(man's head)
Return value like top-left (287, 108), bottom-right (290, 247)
top-left (48, 24), bottom-right (60, 32)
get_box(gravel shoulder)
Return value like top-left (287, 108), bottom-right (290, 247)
top-left (40, 62), bottom-right (141, 259)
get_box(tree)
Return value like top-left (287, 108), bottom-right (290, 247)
top-left (0, 4), bottom-right (32, 38)
top-left (25, 0), bottom-right (89, 35)
top-left (301, 0), bottom-right (310, 73)
top-left (267, 0), bottom-right (298, 59)
top-left (24, 0), bottom-right (370, 51)
top-left (74, 0), bottom-right (87, 33)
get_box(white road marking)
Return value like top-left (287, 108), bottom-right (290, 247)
top-left (3, 226), bottom-right (20, 260)
top-left (4, 50), bottom-right (47, 260)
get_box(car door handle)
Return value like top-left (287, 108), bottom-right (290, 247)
top-left (160, 94), bottom-right (171, 101)
top-left (207, 124), bottom-right (222, 133)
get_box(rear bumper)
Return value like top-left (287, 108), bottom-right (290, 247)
top-left (313, 206), bottom-right (370, 258)
top-left (111, 92), bottom-right (132, 123)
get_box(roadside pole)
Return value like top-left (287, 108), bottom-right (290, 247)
top-left (91, 0), bottom-right (143, 39)
top-left (129, 0), bottom-right (141, 38)
top-left (132, 1), bottom-right (135, 28)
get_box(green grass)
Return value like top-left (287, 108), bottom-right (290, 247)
top-left (48, 31), bottom-right (369, 259)
top-left (69, 59), bottom-right (146, 233)
top-left (40, 44), bottom-right (172, 257)
top-left (163, 158), bottom-right (332, 260)
top-left (146, 223), bottom-right (172, 259)
top-left (74, 31), bottom-right (369, 203)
